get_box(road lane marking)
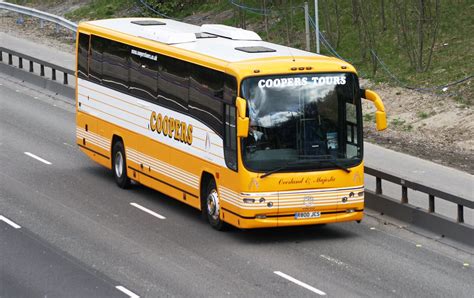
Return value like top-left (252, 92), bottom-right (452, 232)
top-left (320, 254), bottom-right (347, 266)
top-left (130, 203), bottom-right (166, 219)
top-left (0, 215), bottom-right (21, 229)
top-left (116, 285), bottom-right (139, 298)
top-left (274, 271), bottom-right (326, 296)
top-left (24, 152), bottom-right (52, 165)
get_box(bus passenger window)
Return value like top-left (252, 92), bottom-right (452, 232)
top-left (130, 48), bottom-right (158, 102)
top-left (102, 40), bottom-right (130, 93)
top-left (89, 36), bottom-right (104, 84)
top-left (158, 55), bottom-right (189, 113)
top-left (189, 64), bottom-right (224, 138)
top-left (77, 33), bottom-right (89, 79)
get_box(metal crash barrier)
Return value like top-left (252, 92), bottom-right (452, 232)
top-left (365, 166), bottom-right (473, 247)
top-left (0, 44), bottom-right (472, 247)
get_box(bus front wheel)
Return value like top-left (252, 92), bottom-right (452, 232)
top-left (112, 141), bottom-right (131, 189)
top-left (205, 180), bottom-right (226, 230)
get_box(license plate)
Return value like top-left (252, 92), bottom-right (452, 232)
top-left (295, 211), bottom-right (321, 219)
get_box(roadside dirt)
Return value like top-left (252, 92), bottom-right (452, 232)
top-left (361, 79), bottom-right (473, 173)
top-left (1, 8), bottom-right (472, 174)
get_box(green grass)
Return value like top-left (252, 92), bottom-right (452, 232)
top-left (65, 0), bottom-right (136, 21)
top-left (10, 0), bottom-right (472, 100)
top-left (391, 117), bottom-right (406, 127)
top-left (417, 111), bottom-right (430, 119)
top-left (8, 0), bottom-right (59, 4)
top-left (363, 113), bottom-right (375, 123)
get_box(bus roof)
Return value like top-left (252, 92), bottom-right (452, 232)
top-left (83, 18), bottom-right (322, 64)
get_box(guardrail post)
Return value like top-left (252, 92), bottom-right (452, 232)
top-left (40, 19), bottom-right (44, 29)
top-left (29, 61), bottom-right (34, 72)
top-left (19, 57), bottom-right (23, 69)
top-left (8, 54), bottom-right (13, 65)
top-left (63, 73), bottom-right (68, 85)
top-left (376, 177), bottom-right (382, 195)
top-left (428, 195), bottom-right (435, 213)
top-left (52, 69), bottom-right (56, 81)
top-left (401, 186), bottom-right (408, 204)
top-left (457, 205), bottom-right (464, 223)
top-left (0, 50), bottom-right (3, 62)
top-left (40, 65), bottom-right (45, 77)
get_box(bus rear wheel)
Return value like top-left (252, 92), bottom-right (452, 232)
top-left (205, 180), bottom-right (226, 230)
top-left (112, 140), bottom-right (131, 189)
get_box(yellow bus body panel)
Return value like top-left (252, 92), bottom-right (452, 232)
top-left (76, 21), bottom-right (366, 229)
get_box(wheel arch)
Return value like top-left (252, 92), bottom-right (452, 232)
top-left (111, 135), bottom-right (124, 163)
top-left (199, 171), bottom-right (215, 212)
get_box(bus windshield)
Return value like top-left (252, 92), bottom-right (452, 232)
top-left (241, 72), bottom-right (362, 173)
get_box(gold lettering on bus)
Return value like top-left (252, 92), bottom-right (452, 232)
top-left (150, 111), bottom-right (157, 131)
top-left (278, 176), bottom-right (336, 185)
top-left (149, 112), bottom-right (193, 145)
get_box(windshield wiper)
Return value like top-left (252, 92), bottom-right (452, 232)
top-left (260, 160), bottom-right (310, 178)
top-left (321, 159), bottom-right (351, 173)
top-left (260, 158), bottom-right (351, 179)
top-left (298, 155), bottom-right (352, 173)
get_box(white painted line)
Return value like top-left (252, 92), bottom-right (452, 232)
top-left (320, 254), bottom-right (347, 266)
top-left (0, 215), bottom-right (21, 229)
top-left (130, 203), bottom-right (166, 220)
top-left (274, 271), bottom-right (326, 296)
top-left (116, 285), bottom-right (139, 298)
top-left (24, 152), bottom-right (52, 165)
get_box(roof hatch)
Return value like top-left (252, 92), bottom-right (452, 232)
top-left (131, 20), bottom-right (165, 26)
top-left (195, 32), bottom-right (217, 39)
top-left (201, 24), bottom-right (261, 41)
top-left (235, 46), bottom-right (276, 53)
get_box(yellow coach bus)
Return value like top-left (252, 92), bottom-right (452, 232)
top-left (75, 18), bottom-right (386, 230)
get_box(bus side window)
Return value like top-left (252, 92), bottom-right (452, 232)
top-left (89, 36), bottom-right (104, 84)
top-left (129, 48), bottom-right (158, 103)
top-left (158, 55), bottom-right (189, 114)
top-left (224, 105), bottom-right (237, 171)
top-left (77, 33), bottom-right (89, 79)
top-left (189, 65), bottom-right (224, 138)
top-left (102, 40), bottom-right (129, 94)
top-left (224, 75), bottom-right (237, 171)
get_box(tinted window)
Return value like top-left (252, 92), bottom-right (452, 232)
top-left (223, 75), bottom-right (237, 104)
top-left (130, 48), bottom-right (158, 102)
top-left (224, 104), bottom-right (237, 171)
top-left (189, 65), bottom-right (224, 137)
top-left (89, 36), bottom-right (104, 84)
top-left (77, 33), bottom-right (89, 79)
top-left (158, 55), bottom-right (189, 113)
top-left (102, 39), bottom-right (130, 93)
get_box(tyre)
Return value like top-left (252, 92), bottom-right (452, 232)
top-left (112, 140), bottom-right (131, 189)
top-left (204, 179), bottom-right (226, 230)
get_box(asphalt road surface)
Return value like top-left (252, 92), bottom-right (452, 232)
top-left (0, 75), bottom-right (473, 297)
top-left (2, 31), bottom-right (472, 224)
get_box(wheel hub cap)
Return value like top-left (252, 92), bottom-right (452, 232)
top-left (207, 190), bottom-right (220, 221)
top-left (115, 151), bottom-right (123, 178)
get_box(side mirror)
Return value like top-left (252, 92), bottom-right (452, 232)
top-left (362, 89), bottom-right (387, 131)
top-left (236, 97), bottom-right (249, 137)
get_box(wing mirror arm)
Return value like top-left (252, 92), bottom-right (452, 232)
top-left (236, 97), bottom-right (249, 138)
top-left (361, 89), bottom-right (387, 131)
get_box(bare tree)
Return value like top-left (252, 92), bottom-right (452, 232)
top-left (394, 0), bottom-right (440, 72)
top-left (321, 0), bottom-right (342, 48)
top-left (352, 0), bottom-right (379, 74)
